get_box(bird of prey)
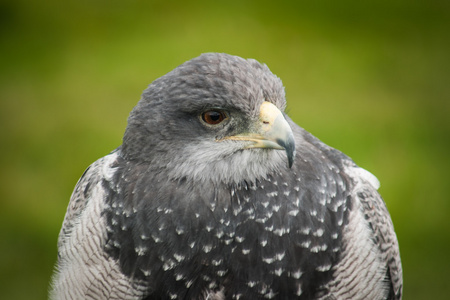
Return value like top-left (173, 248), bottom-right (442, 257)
top-left (51, 53), bottom-right (402, 299)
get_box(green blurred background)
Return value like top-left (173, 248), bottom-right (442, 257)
top-left (1, 0), bottom-right (449, 299)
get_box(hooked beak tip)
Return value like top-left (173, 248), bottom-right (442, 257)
top-left (276, 133), bottom-right (295, 168)
top-left (221, 102), bottom-right (296, 169)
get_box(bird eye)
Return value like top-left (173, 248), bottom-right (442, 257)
top-left (201, 110), bottom-right (228, 125)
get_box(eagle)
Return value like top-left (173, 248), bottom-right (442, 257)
top-left (51, 53), bottom-right (402, 299)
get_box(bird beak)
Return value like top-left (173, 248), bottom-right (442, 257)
top-left (223, 101), bottom-right (296, 168)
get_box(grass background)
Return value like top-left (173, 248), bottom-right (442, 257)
top-left (1, 0), bottom-right (449, 299)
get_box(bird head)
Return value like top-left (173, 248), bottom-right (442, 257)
top-left (122, 53), bottom-right (295, 184)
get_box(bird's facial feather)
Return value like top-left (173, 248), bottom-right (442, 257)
top-left (121, 53), bottom-right (291, 184)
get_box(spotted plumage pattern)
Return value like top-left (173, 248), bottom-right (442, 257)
top-left (51, 53), bottom-right (402, 299)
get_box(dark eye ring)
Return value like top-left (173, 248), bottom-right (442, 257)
top-left (201, 110), bottom-right (228, 125)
